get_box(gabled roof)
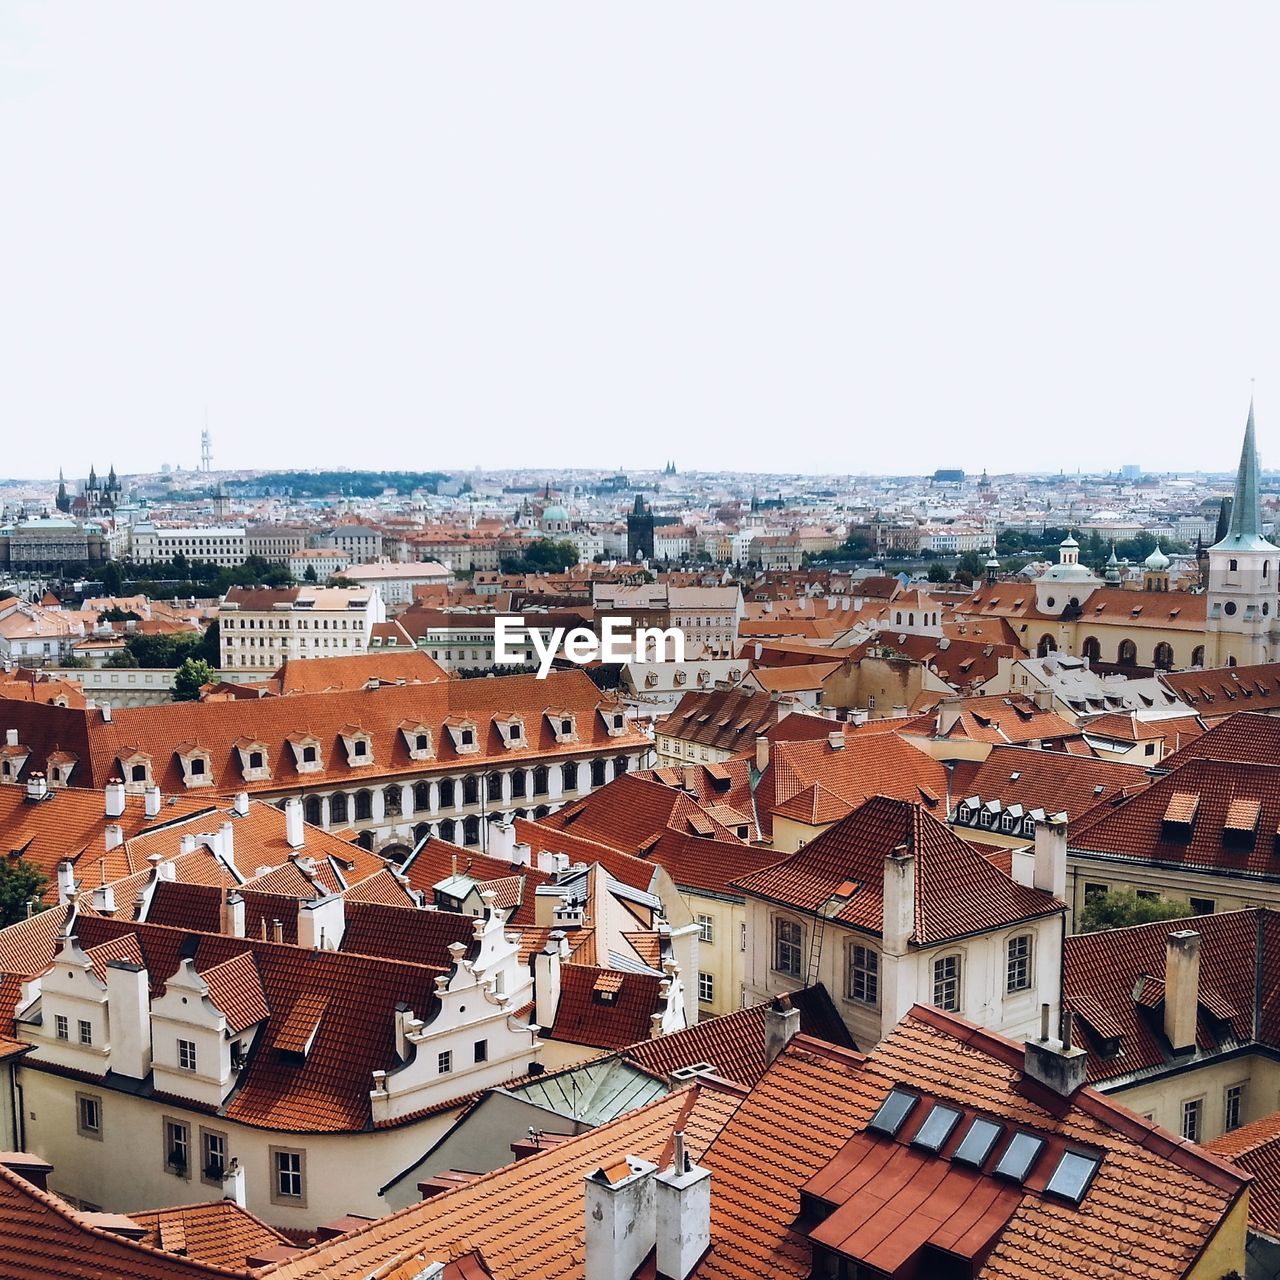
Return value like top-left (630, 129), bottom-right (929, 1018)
top-left (1205, 1109), bottom-right (1280, 1241)
top-left (733, 796), bottom-right (1062, 944)
top-left (1163, 667), bottom-right (1280, 721)
top-left (126, 1200), bottom-right (290, 1269)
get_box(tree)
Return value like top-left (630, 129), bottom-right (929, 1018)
top-left (98, 607), bottom-right (141, 623)
top-left (499, 539), bottom-right (579, 575)
top-left (100, 560), bottom-right (124, 595)
top-left (0, 856), bottom-right (46, 928)
top-left (303, 565), bottom-right (318, 583)
top-left (104, 648), bottom-right (140, 668)
top-left (926, 563), bottom-right (951, 583)
top-left (193, 620), bottom-right (220, 667)
top-left (173, 657), bottom-right (214, 701)
top-left (955, 550), bottom-right (987, 580)
top-left (1078, 889), bottom-right (1190, 933)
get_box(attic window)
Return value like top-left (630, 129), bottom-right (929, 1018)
top-left (1162, 792), bottom-right (1200, 830)
top-left (993, 1131), bottom-right (1045, 1183)
top-left (303, 746), bottom-right (317, 763)
top-left (1045, 1150), bottom-right (1101, 1204)
top-left (867, 1088), bottom-right (918, 1138)
top-left (1225, 798), bottom-right (1262, 841)
top-left (952, 1117), bottom-right (1003, 1168)
top-left (911, 1104), bottom-right (963, 1153)
top-left (416, 734), bottom-right (428, 751)
top-left (461, 730), bottom-right (474, 746)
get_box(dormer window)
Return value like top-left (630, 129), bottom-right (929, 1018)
top-left (445, 719), bottom-right (480, 755)
top-left (235, 739), bottom-right (271, 782)
top-left (288, 736), bottom-right (324, 774)
top-left (398, 722), bottom-right (434, 761)
top-left (546, 711), bottom-right (576, 744)
top-left (338, 726), bottom-right (374, 767)
top-left (176, 744), bottom-right (215, 789)
top-left (119, 751), bottom-right (153, 790)
top-left (495, 715), bottom-right (525, 749)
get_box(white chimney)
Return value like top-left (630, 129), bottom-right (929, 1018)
top-left (179, 835), bottom-right (197, 856)
top-left (827, 730), bottom-right (844, 751)
top-left (512, 840), bottom-right (533, 868)
top-left (104, 959), bottom-right (151, 1079)
top-left (221, 891), bottom-right (246, 938)
top-left (144, 785), bottom-right (161, 818)
top-left (1033, 813), bottom-right (1068, 901)
top-left (764, 994), bottom-right (801, 1066)
top-left (1024, 1003), bottom-right (1087, 1096)
top-left (101, 704), bottom-right (112, 722)
top-left (1165, 930), bottom-right (1201, 1054)
top-left (584, 1155), bottom-right (657, 1280)
top-left (654, 1132), bottom-right (711, 1280)
top-left (104, 779), bottom-right (126, 818)
top-left (271, 919), bottom-right (284, 944)
top-left (56, 860), bottom-right (76, 905)
top-left (534, 933), bottom-right (564, 1029)
top-left (104, 824), bottom-right (124, 851)
top-left (90, 884), bottom-right (117, 915)
top-left (284, 797), bottom-right (305, 850)
top-left (156, 858), bottom-right (176, 882)
top-left (488, 821), bottom-right (516, 861)
top-left (4, 729), bottom-right (15, 747)
top-left (25, 773), bottom-right (48, 802)
top-left (297, 894), bottom-right (345, 950)
top-left (233, 791), bottom-right (250, 817)
top-left (221, 1158), bottom-right (246, 1209)
top-left (881, 843), bottom-right (916, 957)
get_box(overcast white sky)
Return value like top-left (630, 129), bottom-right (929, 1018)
top-left (1, 2), bottom-right (1277, 480)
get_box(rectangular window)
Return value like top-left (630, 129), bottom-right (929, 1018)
top-left (178, 1039), bottom-right (197, 1072)
top-left (696, 914), bottom-right (714, 944)
top-left (1189, 897), bottom-right (1215, 916)
top-left (54, 1014), bottom-right (68, 1041)
top-left (438, 1050), bottom-right (453, 1074)
top-left (698, 971), bottom-right (714, 1002)
top-left (933, 955), bottom-right (961, 1012)
top-left (1006, 935), bottom-right (1032, 993)
top-left (1181, 1098), bottom-right (1203, 1143)
top-left (78, 1019), bottom-right (93, 1046)
top-left (271, 1148), bottom-right (305, 1204)
top-left (1083, 882), bottom-right (1108, 902)
top-left (1225, 1084), bottom-right (1246, 1132)
top-left (848, 946), bottom-right (879, 1006)
top-left (474, 1039), bottom-right (488, 1064)
top-left (774, 918), bottom-right (802, 977)
top-left (165, 1118), bottom-right (190, 1177)
top-left (740, 922), bottom-right (747, 952)
top-left (76, 1092), bottom-right (101, 1139)
top-left (201, 1129), bottom-right (227, 1185)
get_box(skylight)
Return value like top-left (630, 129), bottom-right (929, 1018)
top-left (993, 1132), bottom-right (1045, 1182)
top-left (952, 1116), bottom-right (1003, 1168)
top-left (867, 1088), bottom-right (918, 1137)
top-left (1045, 1149), bottom-right (1101, 1203)
top-left (910, 1104), bottom-right (962, 1153)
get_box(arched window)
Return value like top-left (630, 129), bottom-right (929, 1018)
top-left (532, 766), bottom-right (549, 796)
top-left (1229, 558), bottom-right (1239, 572)
top-left (1006, 935), bottom-right (1033, 993)
top-left (384, 785), bottom-right (402, 817)
top-left (591, 759), bottom-right (607, 787)
top-left (357, 832), bottom-right (374, 851)
top-left (439, 778), bottom-right (456, 807)
top-left (1227, 654), bottom-right (1238, 667)
top-left (1191, 645), bottom-right (1205, 667)
top-left (1118, 639), bottom-right (1137, 666)
top-left (1037, 635), bottom-right (1057, 657)
top-left (908, 613), bottom-right (915, 626)
top-left (561, 762), bottom-right (578, 792)
top-left (1153, 642), bottom-right (1174, 671)
top-left (613, 755), bottom-right (629, 779)
top-left (438, 818), bottom-right (457, 842)
top-left (329, 792), bottom-right (349, 824)
top-left (354, 789), bottom-right (373, 821)
top-left (303, 796), bottom-right (322, 826)
top-left (1081, 636), bottom-right (1101, 663)
top-left (414, 782), bottom-right (431, 812)
top-left (463, 816), bottom-right (481, 846)
top-left (534, 805), bottom-right (550, 820)
top-left (413, 823), bottom-right (430, 845)
top-left (511, 771), bottom-right (527, 798)
top-left (462, 775), bottom-right (479, 805)
top-left (486, 772), bottom-right (503, 802)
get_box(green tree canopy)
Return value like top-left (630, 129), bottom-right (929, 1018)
top-left (499, 539), bottom-right (580, 575)
top-left (173, 657), bottom-right (214, 701)
top-left (0, 856), bottom-right (47, 928)
top-left (1078, 889), bottom-right (1190, 933)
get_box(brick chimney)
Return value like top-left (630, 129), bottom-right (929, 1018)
top-left (764, 994), bottom-right (801, 1066)
top-left (1165, 930), bottom-right (1201, 1054)
top-left (754, 734), bottom-right (770, 772)
top-left (654, 1131), bottom-right (711, 1280)
top-left (584, 1155), bottom-right (657, 1280)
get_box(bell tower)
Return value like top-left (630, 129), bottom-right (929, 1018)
top-left (1206, 399), bottom-right (1278, 666)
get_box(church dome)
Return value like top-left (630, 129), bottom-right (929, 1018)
top-left (542, 504), bottom-right (569, 523)
top-left (1059, 532), bottom-right (1079, 549)
top-left (1144, 543), bottom-right (1170, 571)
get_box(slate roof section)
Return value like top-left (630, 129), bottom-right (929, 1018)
top-left (734, 796), bottom-right (1063, 944)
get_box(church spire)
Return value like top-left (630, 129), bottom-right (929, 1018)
top-left (1213, 397), bottom-right (1274, 550)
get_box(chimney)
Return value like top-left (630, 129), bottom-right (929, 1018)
top-left (1032, 686), bottom-right (1054, 712)
top-left (827, 730), bottom-right (844, 751)
top-left (584, 1155), bottom-right (657, 1280)
top-left (25, 773), bottom-right (48, 802)
top-left (654, 1132), bottom-right (711, 1280)
top-left (102, 704), bottom-right (112, 722)
top-left (284, 797), bottom-right (305, 850)
top-left (4, 729), bottom-right (15, 747)
top-left (104, 960), bottom-right (151, 1079)
top-left (104, 824), bottom-right (124, 852)
top-left (754, 734), bottom-right (770, 772)
top-left (1023, 1003), bottom-right (1087, 1096)
top-left (104, 779), bottom-right (126, 818)
top-left (1033, 813), bottom-right (1067, 901)
top-left (534, 932), bottom-right (564, 1029)
top-left (221, 1158), bottom-right (246, 1209)
top-left (221, 891), bottom-right (246, 938)
top-left (488, 821), bottom-right (516, 861)
top-left (218, 821), bottom-right (236, 871)
top-left (297, 893), bottom-right (346, 950)
top-left (179, 835), bottom-right (197, 856)
top-left (233, 791), bottom-right (250, 817)
top-left (56, 860), bottom-right (76, 906)
top-left (1165, 930), bottom-right (1201, 1054)
top-left (764, 994), bottom-right (801, 1066)
top-left (881, 842), bottom-right (916, 957)
top-left (90, 884), bottom-right (116, 915)
top-left (144, 785), bottom-right (161, 818)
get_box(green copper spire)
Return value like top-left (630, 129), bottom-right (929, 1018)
top-left (1212, 398), bottom-right (1276, 552)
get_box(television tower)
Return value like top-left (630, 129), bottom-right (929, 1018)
top-left (201, 412), bottom-right (212, 473)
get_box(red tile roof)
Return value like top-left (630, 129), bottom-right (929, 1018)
top-left (1160, 709), bottom-right (1280, 768)
top-left (1164, 663), bottom-right (1280, 719)
top-left (548, 964), bottom-right (669, 1050)
top-left (1205, 1110), bottom-right (1280, 1239)
top-left (126, 1200), bottom-right (290, 1269)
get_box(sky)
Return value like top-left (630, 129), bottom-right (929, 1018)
top-left (1, 2), bottom-right (1278, 480)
